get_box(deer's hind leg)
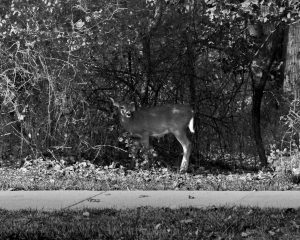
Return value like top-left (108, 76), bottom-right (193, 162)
top-left (173, 129), bottom-right (191, 173)
top-left (137, 133), bottom-right (152, 169)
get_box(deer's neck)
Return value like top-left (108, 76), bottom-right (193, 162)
top-left (120, 115), bottom-right (133, 131)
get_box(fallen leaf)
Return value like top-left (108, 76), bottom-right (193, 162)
top-left (139, 195), bottom-right (149, 198)
top-left (247, 209), bottom-right (253, 215)
top-left (83, 211), bottom-right (90, 217)
top-left (268, 230), bottom-right (276, 236)
top-left (241, 229), bottom-right (255, 238)
top-left (241, 231), bottom-right (249, 237)
top-left (155, 223), bottom-right (162, 230)
top-left (88, 198), bottom-right (101, 202)
top-left (180, 219), bottom-right (193, 224)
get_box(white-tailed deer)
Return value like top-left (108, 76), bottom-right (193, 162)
top-left (111, 98), bottom-right (194, 172)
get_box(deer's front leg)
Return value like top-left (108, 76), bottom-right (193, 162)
top-left (139, 133), bottom-right (152, 168)
top-left (140, 133), bottom-right (150, 149)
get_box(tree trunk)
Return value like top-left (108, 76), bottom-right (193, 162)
top-left (140, 1), bottom-right (165, 106)
top-left (249, 19), bottom-right (286, 167)
top-left (251, 72), bottom-right (268, 167)
top-left (184, 31), bottom-right (197, 109)
top-left (142, 35), bottom-right (151, 106)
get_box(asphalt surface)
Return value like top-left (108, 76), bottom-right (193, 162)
top-left (0, 191), bottom-right (300, 211)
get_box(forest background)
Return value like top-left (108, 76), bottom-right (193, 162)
top-left (0, 0), bottom-right (299, 171)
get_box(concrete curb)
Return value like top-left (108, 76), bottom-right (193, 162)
top-left (0, 191), bottom-right (300, 211)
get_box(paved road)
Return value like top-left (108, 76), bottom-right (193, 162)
top-left (0, 191), bottom-right (300, 211)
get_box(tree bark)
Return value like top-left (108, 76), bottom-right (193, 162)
top-left (250, 19), bottom-right (286, 167)
top-left (140, 0), bottom-right (165, 106)
top-left (141, 35), bottom-right (151, 106)
top-left (184, 31), bottom-right (196, 109)
top-left (251, 72), bottom-right (268, 167)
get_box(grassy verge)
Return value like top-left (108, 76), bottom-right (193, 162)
top-left (1, 207), bottom-right (300, 239)
top-left (1, 158), bottom-right (300, 191)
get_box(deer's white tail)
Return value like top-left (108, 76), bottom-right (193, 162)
top-left (188, 117), bottom-right (195, 133)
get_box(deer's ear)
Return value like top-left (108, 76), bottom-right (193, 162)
top-left (110, 97), bottom-right (119, 108)
top-left (129, 102), bottom-right (136, 111)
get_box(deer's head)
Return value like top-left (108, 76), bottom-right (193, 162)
top-left (110, 98), bottom-right (135, 118)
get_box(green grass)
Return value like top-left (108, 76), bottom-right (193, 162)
top-left (1, 207), bottom-right (300, 239)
